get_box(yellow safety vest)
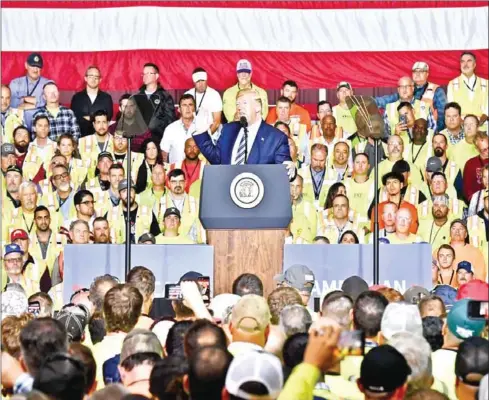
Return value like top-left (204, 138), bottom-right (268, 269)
top-left (420, 82), bottom-right (440, 121)
top-left (108, 204), bottom-right (154, 244)
top-left (447, 74), bottom-right (488, 118)
top-left (386, 99), bottom-right (429, 134)
top-left (299, 166), bottom-right (331, 211)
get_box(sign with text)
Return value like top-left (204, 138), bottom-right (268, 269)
top-left (283, 244), bottom-right (432, 305)
top-left (63, 244), bottom-right (214, 304)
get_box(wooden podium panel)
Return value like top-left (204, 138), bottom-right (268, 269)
top-left (208, 229), bottom-right (286, 296)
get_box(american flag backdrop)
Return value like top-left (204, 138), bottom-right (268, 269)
top-left (1, 1), bottom-right (488, 96)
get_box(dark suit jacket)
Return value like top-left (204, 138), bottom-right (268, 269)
top-left (193, 120), bottom-right (291, 165)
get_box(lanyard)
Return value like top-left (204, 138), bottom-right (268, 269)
top-left (194, 89), bottom-right (207, 115)
top-left (438, 270), bottom-right (455, 286)
top-left (429, 221), bottom-right (447, 245)
top-left (182, 160), bottom-right (200, 183)
top-left (463, 76), bottom-right (477, 92)
top-left (411, 142), bottom-right (426, 164)
top-left (26, 76), bottom-right (41, 97)
top-left (22, 213), bottom-right (35, 234)
top-left (310, 168), bottom-right (325, 200)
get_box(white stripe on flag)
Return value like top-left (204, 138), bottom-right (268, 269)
top-left (2, 6), bottom-right (488, 52)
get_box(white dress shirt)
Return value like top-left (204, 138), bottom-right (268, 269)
top-left (231, 119), bottom-right (262, 165)
top-left (160, 118), bottom-right (196, 163)
top-left (463, 74), bottom-right (477, 101)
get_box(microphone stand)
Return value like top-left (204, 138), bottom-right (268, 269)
top-left (373, 138), bottom-right (380, 285)
top-left (124, 136), bottom-right (132, 278)
top-left (244, 126), bottom-right (248, 164)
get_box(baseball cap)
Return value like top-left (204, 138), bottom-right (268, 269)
top-left (138, 232), bottom-right (156, 244)
top-left (33, 353), bottom-right (85, 399)
top-left (381, 302), bottom-right (423, 340)
top-left (6, 165), bottom-right (22, 176)
top-left (274, 264), bottom-right (315, 294)
top-left (209, 293), bottom-right (241, 320)
top-left (359, 345), bottom-right (411, 394)
top-left (231, 294), bottom-right (271, 332)
top-left (1, 143), bottom-right (16, 157)
top-left (432, 194), bottom-right (450, 206)
top-left (426, 156), bottom-right (443, 173)
top-left (431, 284), bottom-right (458, 310)
top-left (403, 286), bottom-right (430, 305)
top-left (4, 243), bottom-right (24, 257)
top-left (225, 350), bottom-right (283, 400)
top-left (102, 354), bottom-right (121, 384)
top-left (163, 207), bottom-right (181, 219)
top-left (118, 178), bottom-right (135, 192)
top-left (341, 275), bottom-right (369, 302)
top-left (1, 289), bottom-right (28, 320)
top-left (98, 151), bottom-right (114, 162)
top-left (56, 304), bottom-right (89, 342)
top-left (412, 61), bottom-right (429, 71)
top-left (392, 159), bottom-right (410, 174)
top-left (455, 336), bottom-right (489, 386)
top-left (456, 279), bottom-right (489, 301)
top-left (120, 329), bottom-right (163, 364)
top-left (27, 52), bottom-right (44, 68)
top-left (336, 81), bottom-right (352, 91)
top-left (457, 261), bottom-right (473, 274)
top-left (382, 171), bottom-right (405, 186)
top-left (236, 59), bottom-right (252, 74)
top-left (11, 229), bottom-right (29, 242)
top-left (179, 271), bottom-right (203, 282)
top-left (447, 299), bottom-right (485, 340)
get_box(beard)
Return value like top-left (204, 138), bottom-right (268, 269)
top-left (95, 234), bottom-right (109, 243)
top-left (434, 148), bottom-right (444, 157)
top-left (15, 143), bottom-right (29, 153)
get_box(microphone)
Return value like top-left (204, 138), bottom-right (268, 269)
top-left (239, 116), bottom-right (248, 128)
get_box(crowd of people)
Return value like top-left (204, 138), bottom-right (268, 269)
top-left (1, 48), bottom-right (488, 399)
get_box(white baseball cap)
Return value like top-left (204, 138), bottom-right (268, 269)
top-left (381, 302), bottom-right (423, 340)
top-left (412, 61), bottom-right (429, 71)
top-left (225, 350), bottom-right (283, 399)
top-left (236, 59), bottom-right (252, 74)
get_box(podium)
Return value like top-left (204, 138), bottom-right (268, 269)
top-left (200, 165), bottom-right (292, 296)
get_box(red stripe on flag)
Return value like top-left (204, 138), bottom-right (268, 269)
top-left (2, 50), bottom-right (488, 91)
top-left (1, 1), bottom-right (486, 9)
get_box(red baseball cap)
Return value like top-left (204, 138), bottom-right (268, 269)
top-left (10, 229), bottom-right (29, 242)
top-left (456, 280), bottom-right (489, 301)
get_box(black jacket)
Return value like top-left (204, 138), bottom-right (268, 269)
top-left (70, 89), bottom-right (113, 137)
top-left (136, 84), bottom-right (176, 143)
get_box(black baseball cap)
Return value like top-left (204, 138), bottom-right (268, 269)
top-left (6, 165), bottom-right (22, 176)
top-left (359, 345), bottom-right (411, 393)
top-left (27, 52), bottom-right (43, 68)
top-left (179, 271), bottom-right (203, 283)
top-left (392, 159), bottom-right (410, 174)
top-left (98, 151), bottom-right (114, 162)
top-left (382, 171), bottom-right (405, 186)
top-left (164, 207), bottom-right (181, 219)
top-left (341, 276), bottom-right (369, 302)
top-left (455, 336), bottom-right (489, 386)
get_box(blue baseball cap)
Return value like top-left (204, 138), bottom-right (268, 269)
top-left (456, 261), bottom-right (473, 274)
top-left (4, 243), bottom-right (24, 257)
top-left (102, 354), bottom-right (121, 385)
top-left (431, 284), bottom-right (457, 310)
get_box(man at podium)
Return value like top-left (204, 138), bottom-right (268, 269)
top-left (193, 88), bottom-right (296, 178)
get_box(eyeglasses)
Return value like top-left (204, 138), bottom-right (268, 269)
top-left (53, 172), bottom-right (69, 181)
top-left (141, 72), bottom-right (157, 77)
top-left (86, 75), bottom-right (101, 79)
top-left (80, 200), bottom-right (95, 206)
top-left (170, 179), bottom-right (185, 185)
top-left (5, 257), bottom-right (23, 264)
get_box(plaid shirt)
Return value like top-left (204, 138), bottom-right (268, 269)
top-left (34, 105), bottom-right (81, 141)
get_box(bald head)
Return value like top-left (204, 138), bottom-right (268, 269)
top-left (398, 76), bottom-right (415, 101)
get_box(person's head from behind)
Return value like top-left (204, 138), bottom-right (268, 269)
top-left (103, 284), bottom-right (143, 334)
top-left (282, 332), bottom-right (308, 371)
top-left (32, 353), bottom-right (86, 400)
top-left (455, 337), bottom-right (489, 400)
top-left (150, 356), bottom-right (189, 400)
top-left (445, 299), bottom-right (485, 349)
top-left (353, 291), bottom-right (389, 341)
top-left (377, 287), bottom-right (405, 303)
top-left (273, 264), bottom-right (315, 306)
top-left (267, 287), bottom-right (303, 326)
top-left (405, 388), bottom-right (450, 400)
top-left (165, 320), bottom-right (193, 357)
top-left (27, 292), bottom-right (53, 318)
top-left (230, 295), bottom-right (271, 347)
top-left (357, 344), bottom-right (411, 400)
top-left (20, 317), bottom-right (68, 376)
top-left (89, 274), bottom-right (119, 313)
top-left (184, 319), bottom-right (228, 359)
top-left (184, 346), bottom-right (233, 400)
top-left (388, 332), bottom-right (433, 394)
top-left (422, 316), bottom-right (444, 352)
top-left (118, 329), bottom-right (163, 395)
top-left (381, 302), bottom-right (423, 343)
top-left (126, 266), bottom-right (155, 313)
top-left (69, 342), bottom-right (97, 396)
top-left (320, 291), bottom-right (353, 329)
top-left (279, 305), bottom-right (312, 337)
top-left (232, 273), bottom-right (263, 297)
top-left (313, 236), bottom-right (330, 244)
